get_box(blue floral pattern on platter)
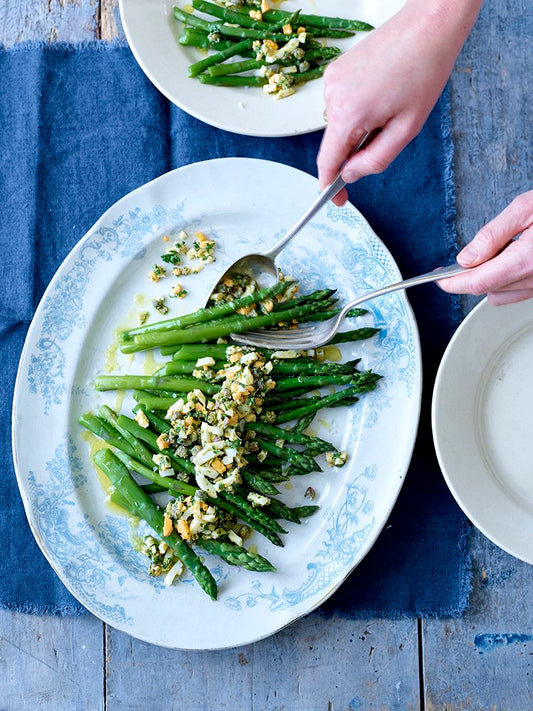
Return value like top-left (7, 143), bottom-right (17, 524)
top-left (27, 436), bottom-right (134, 625)
top-left (13, 159), bottom-right (421, 649)
top-left (225, 466), bottom-right (377, 612)
top-left (27, 203), bottom-right (185, 414)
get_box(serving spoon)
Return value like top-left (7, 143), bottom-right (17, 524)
top-left (204, 132), bottom-right (371, 305)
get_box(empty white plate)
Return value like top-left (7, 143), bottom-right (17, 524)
top-left (432, 297), bottom-right (533, 563)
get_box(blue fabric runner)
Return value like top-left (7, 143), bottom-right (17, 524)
top-left (1, 43), bottom-right (471, 617)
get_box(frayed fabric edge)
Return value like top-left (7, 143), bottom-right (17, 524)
top-left (0, 601), bottom-right (89, 616)
top-left (0, 39), bottom-right (128, 53)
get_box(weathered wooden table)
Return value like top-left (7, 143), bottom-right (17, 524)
top-left (1, 2), bottom-right (532, 708)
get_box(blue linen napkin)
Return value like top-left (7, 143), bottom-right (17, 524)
top-left (1, 43), bottom-right (470, 617)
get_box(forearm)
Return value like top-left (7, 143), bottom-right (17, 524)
top-left (398, 0), bottom-right (484, 64)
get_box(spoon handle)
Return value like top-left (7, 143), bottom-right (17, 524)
top-left (263, 131), bottom-right (371, 261)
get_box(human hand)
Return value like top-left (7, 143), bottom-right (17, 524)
top-left (439, 191), bottom-right (533, 304)
top-left (317, 0), bottom-right (483, 205)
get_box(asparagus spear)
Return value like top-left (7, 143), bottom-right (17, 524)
top-left (242, 471), bottom-right (280, 497)
top-left (116, 413), bottom-right (195, 475)
top-left (271, 359), bottom-right (360, 376)
top-left (246, 421), bottom-right (335, 454)
top-left (132, 392), bottom-right (178, 411)
top-left (221, 491), bottom-right (287, 535)
top-left (198, 74), bottom-right (268, 87)
top-left (274, 373), bottom-right (365, 392)
top-left (153, 360), bottom-right (213, 376)
top-left (178, 28), bottom-right (235, 50)
top-left (119, 280), bottom-right (287, 342)
top-left (262, 9), bottom-right (374, 33)
top-left (273, 374), bottom-right (380, 425)
top-left (79, 413), bottom-right (141, 462)
top-left (266, 498), bottom-right (301, 524)
top-left (329, 327), bottom-right (381, 345)
top-left (188, 38), bottom-right (253, 78)
top-left (95, 374), bottom-right (220, 395)
top-left (271, 288), bottom-right (336, 312)
top-left (198, 66), bottom-right (325, 87)
top-left (293, 411), bottom-right (316, 433)
top-left (291, 505), bottom-right (320, 519)
top-left (172, 6), bottom-right (213, 32)
top-left (93, 448), bottom-right (218, 600)
top-left (98, 405), bottom-right (154, 469)
top-left (207, 46), bottom-right (340, 78)
top-left (215, 3), bottom-right (373, 33)
top-left (266, 393), bottom-right (360, 413)
top-left (126, 300), bottom-right (338, 351)
top-left (255, 438), bottom-right (320, 473)
top-left (196, 538), bottom-right (275, 572)
top-left (191, 0), bottom-right (274, 30)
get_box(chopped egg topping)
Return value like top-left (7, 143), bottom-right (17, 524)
top-left (164, 346), bottom-right (276, 499)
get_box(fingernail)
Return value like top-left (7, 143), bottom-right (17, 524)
top-left (458, 244), bottom-right (480, 266)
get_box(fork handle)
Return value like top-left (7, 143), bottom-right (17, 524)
top-left (263, 132), bottom-right (371, 262)
top-left (338, 263), bottom-right (469, 318)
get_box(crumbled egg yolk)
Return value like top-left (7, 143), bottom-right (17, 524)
top-left (325, 451), bottom-right (349, 467)
top-left (163, 347), bottom-right (275, 499)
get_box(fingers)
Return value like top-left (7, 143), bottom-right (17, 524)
top-left (330, 187), bottom-right (349, 208)
top-left (317, 115), bottom-right (417, 206)
top-left (487, 289), bottom-right (533, 306)
top-left (440, 229), bottom-right (533, 297)
top-left (440, 193), bottom-right (533, 304)
top-left (457, 191), bottom-right (533, 267)
top-left (341, 117), bottom-right (416, 183)
top-left (317, 123), bottom-right (369, 193)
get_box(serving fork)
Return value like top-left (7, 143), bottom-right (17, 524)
top-left (231, 262), bottom-right (468, 350)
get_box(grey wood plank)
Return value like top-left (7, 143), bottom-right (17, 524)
top-left (423, 529), bottom-right (533, 710)
top-left (0, 0), bottom-right (97, 46)
top-left (106, 613), bottom-right (419, 711)
top-left (423, 2), bottom-right (533, 708)
top-left (0, 610), bottom-right (104, 711)
top-left (101, 0), bottom-right (124, 42)
top-left (449, 0), bottom-right (533, 311)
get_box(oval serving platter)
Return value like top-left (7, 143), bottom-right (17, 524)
top-left (12, 157), bottom-right (421, 649)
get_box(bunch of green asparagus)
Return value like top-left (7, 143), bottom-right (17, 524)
top-left (81, 280), bottom-right (382, 600)
top-left (173, 1), bottom-right (373, 94)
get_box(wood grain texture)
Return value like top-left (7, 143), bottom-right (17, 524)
top-left (0, 0), bottom-right (97, 46)
top-left (425, 4), bottom-right (533, 707)
top-left (106, 614), bottom-right (420, 711)
top-left (0, 611), bottom-right (104, 710)
top-left (449, 0), bottom-right (533, 311)
top-left (423, 529), bottom-right (533, 710)
top-left (100, 0), bottom-right (121, 42)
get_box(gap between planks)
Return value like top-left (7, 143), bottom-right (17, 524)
top-left (99, 0), bottom-right (119, 41)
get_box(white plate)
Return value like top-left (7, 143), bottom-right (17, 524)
top-left (119, 0), bottom-right (406, 137)
top-left (433, 298), bottom-right (533, 564)
top-left (13, 157), bottom-right (421, 649)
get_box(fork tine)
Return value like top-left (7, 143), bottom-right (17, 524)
top-left (231, 325), bottom-right (320, 350)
